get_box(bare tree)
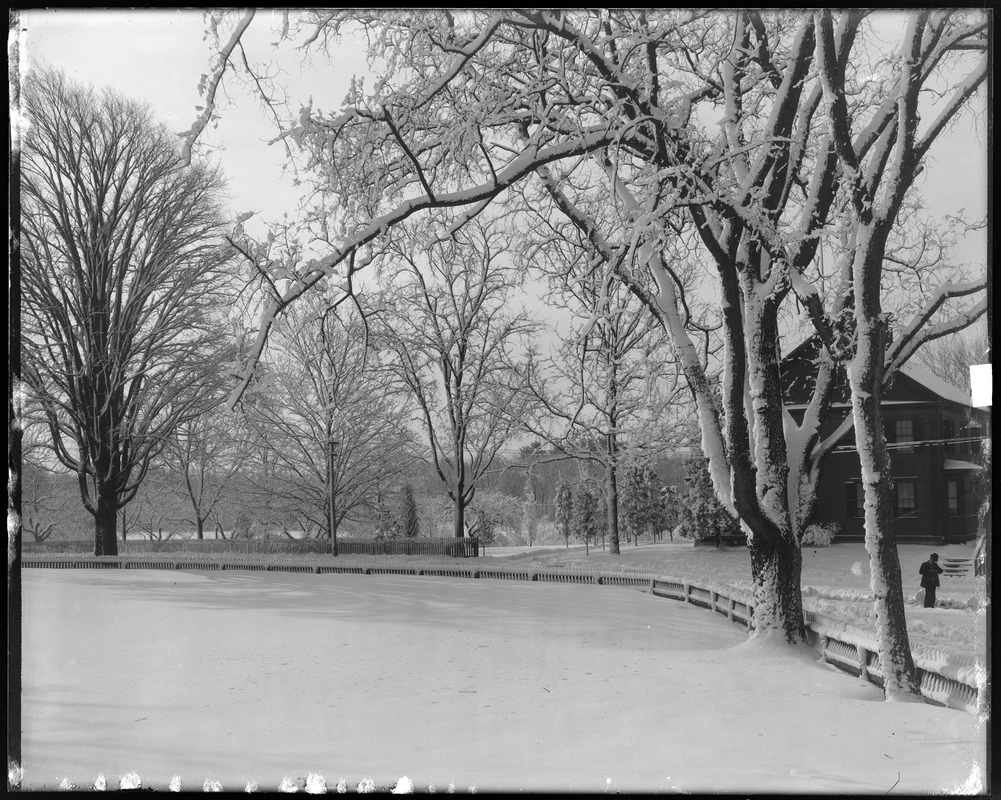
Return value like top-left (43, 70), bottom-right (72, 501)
top-left (164, 408), bottom-right (248, 540)
top-left (21, 68), bottom-right (235, 556)
top-left (524, 270), bottom-right (685, 555)
top-left (813, 9), bottom-right (988, 697)
top-left (20, 464), bottom-right (73, 544)
top-left (241, 299), bottom-right (417, 539)
top-left (915, 331), bottom-right (989, 394)
top-left (130, 474), bottom-right (186, 543)
top-left (375, 218), bottom-right (538, 538)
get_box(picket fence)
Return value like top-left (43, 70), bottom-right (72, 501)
top-left (21, 555), bottom-right (982, 716)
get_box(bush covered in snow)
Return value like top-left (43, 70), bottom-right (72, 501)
top-left (802, 522), bottom-right (840, 547)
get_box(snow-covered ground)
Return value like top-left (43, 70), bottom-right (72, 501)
top-left (487, 540), bottom-right (988, 661)
top-left (21, 562), bottom-right (986, 793)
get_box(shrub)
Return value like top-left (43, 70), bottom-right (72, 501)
top-left (802, 521), bottom-right (840, 547)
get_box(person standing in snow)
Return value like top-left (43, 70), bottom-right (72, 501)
top-left (919, 553), bottom-right (943, 608)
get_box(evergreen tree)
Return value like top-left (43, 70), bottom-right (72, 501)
top-left (521, 472), bottom-right (538, 547)
top-left (675, 456), bottom-right (742, 548)
top-left (573, 485), bottom-right (601, 555)
top-left (555, 482), bottom-right (574, 549)
top-left (622, 464), bottom-right (674, 546)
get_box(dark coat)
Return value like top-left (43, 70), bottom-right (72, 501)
top-left (919, 560), bottom-right (942, 588)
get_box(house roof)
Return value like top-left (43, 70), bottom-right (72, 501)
top-left (781, 335), bottom-right (974, 409)
top-left (898, 362), bottom-right (972, 407)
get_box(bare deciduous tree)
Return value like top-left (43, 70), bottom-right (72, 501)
top-left (524, 270), bottom-right (685, 556)
top-left (915, 331), bottom-right (989, 394)
top-left (21, 68), bottom-right (235, 555)
top-left (375, 219), bottom-right (538, 539)
top-left (813, 9), bottom-right (988, 697)
top-left (242, 299), bottom-right (418, 539)
top-left (165, 409), bottom-right (248, 540)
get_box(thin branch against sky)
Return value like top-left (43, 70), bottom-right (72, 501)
top-left (17, 9), bottom-right (987, 270)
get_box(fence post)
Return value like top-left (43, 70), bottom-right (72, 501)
top-left (857, 645), bottom-right (870, 683)
top-left (727, 597), bottom-right (735, 622)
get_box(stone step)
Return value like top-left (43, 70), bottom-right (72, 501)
top-left (940, 557), bottom-right (972, 577)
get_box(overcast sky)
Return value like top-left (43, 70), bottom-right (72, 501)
top-left (16, 9), bottom-right (988, 274)
top-left (17, 9), bottom-right (358, 228)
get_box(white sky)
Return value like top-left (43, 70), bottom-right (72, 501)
top-left (16, 9), bottom-right (352, 226)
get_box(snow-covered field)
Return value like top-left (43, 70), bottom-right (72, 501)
top-left (488, 540), bottom-right (988, 661)
top-left (20, 551), bottom-right (987, 793)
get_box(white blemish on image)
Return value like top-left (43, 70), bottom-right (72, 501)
top-left (119, 772), bottom-right (142, 790)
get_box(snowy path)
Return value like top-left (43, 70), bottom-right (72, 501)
top-left (21, 570), bottom-right (985, 793)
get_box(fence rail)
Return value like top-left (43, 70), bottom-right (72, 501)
top-left (21, 555), bottom-right (981, 715)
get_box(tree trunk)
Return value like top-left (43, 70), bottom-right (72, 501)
top-left (195, 517), bottom-right (205, 540)
top-left (606, 437), bottom-right (621, 554)
top-left (94, 486), bottom-right (119, 556)
top-left (747, 533), bottom-right (805, 643)
top-left (453, 496), bottom-right (466, 539)
top-left (849, 301), bottom-right (921, 700)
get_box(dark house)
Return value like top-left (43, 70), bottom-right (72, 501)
top-left (782, 340), bottom-right (986, 545)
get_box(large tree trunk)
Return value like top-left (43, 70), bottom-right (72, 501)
top-left (747, 531), bottom-right (805, 643)
top-left (94, 486), bottom-right (119, 556)
top-left (849, 291), bottom-right (922, 700)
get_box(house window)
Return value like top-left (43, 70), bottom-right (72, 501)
top-left (943, 419), bottom-right (957, 455)
top-left (845, 482), bottom-right (865, 518)
top-left (895, 480), bottom-right (917, 517)
top-left (959, 422), bottom-right (983, 456)
top-left (894, 419), bottom-right (914, 452)
top-left (946, 480), bottom-right (964, 516)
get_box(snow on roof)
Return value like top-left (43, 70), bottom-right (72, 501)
top-left (899, 363), bottom-right (972, 407)
top-left (784, 400), bottom-right (932, 410)
top-left (944, 459), bottom-right (983, 471)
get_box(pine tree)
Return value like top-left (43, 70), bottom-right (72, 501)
top-left (521, 473), bottom-right (538, 547)
top-left (675, 456), bottom-right (742, 547)
top-left (622, 464), bottom-right (672, 546)
top-left (555, 482), bottom-right (574, 549)
top-left (574, 485), bottom-right (600, 555)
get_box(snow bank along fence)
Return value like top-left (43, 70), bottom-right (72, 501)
top-left (23, 538), bottom-right (481, 558)
top-left (22, 556), bottom-right (980, 716)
